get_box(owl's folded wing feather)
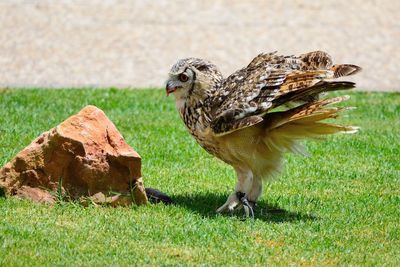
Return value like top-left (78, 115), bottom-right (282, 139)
top-left (211, 51), bottom-right (361, 135)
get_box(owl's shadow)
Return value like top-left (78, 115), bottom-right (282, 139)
top-left (171, 192), bottom-right (317, 223)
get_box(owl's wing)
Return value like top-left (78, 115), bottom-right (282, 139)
top-left (211, 51), bottom-right (360, 135)
top-left (247, 50), bottom-right (333, 71)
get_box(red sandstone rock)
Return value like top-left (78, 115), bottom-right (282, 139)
top-left (0, 105), bottom-right (147, 206)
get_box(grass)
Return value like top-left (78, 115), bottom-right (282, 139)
top-left (0, 88), bottom-right (399, 266)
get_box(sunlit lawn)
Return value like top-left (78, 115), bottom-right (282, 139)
top-left (0, 89), bottom-right (399, 266)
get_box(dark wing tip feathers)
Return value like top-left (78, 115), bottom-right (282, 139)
top-left (332, 64), bottom-right (362, 78)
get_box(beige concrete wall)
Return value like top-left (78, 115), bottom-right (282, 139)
top-left (0, 0), bottom-right (399, 91)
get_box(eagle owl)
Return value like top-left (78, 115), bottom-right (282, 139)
top-left (166, 51), bottom-right (361, 215)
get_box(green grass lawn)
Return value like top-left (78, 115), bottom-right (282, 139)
top-left (0, 88), bottom-right (399, 266)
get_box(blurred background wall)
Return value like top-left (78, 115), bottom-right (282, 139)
top-left (0, 0), bottom-right (398, 91)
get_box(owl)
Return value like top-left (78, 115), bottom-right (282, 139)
top-left (166, 51), bottom-right (361, 215)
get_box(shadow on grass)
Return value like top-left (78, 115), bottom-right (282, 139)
top-left (172, 192), bottom-right (317, 223)
top-left (0, 187), bottom-right (5, 198)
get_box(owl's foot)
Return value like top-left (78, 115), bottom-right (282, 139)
top-left (236, 191), bottom-right (255, 219)
top-left (216, 192), bottom-right (241, 213)
top-left (216, 191), bottom-right (256, 218)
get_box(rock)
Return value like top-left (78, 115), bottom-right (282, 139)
top-left (15, 186), bottom-right (56, 204)
top-left (0, 105), bottom-right (147, 206)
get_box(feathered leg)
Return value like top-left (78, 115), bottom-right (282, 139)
top-left (247, 177), bottom-right (263, 207)
top-left (216, 166), bottom-right (253, 213)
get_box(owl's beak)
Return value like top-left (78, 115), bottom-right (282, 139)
top-left (166, 81), bottom-right (177, 96)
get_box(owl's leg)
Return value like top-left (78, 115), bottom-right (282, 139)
top-left (216, 166), bottom-right (253, 213)
top-left (245, 177), bottom-right (263, 210)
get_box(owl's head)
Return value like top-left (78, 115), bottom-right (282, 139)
top-left (166, 58), bottom-right (223, 101)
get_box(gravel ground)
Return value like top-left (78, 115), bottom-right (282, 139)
top-left (0, 0), bottom-right (399, 91)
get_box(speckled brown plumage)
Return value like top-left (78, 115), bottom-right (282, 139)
top-left (166, 51), bottom-right (361, 213)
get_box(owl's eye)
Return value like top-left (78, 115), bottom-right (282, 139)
top-left (178, 73), bottom-right (189, 82)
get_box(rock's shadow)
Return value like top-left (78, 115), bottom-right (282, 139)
top-left (171, 192), bottom-right (317, 223)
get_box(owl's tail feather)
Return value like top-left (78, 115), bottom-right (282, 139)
top-left (262, 95), bottom-right (358, 154)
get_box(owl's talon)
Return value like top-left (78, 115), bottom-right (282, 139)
top-left (236, 191), bottom-right (255, 222)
